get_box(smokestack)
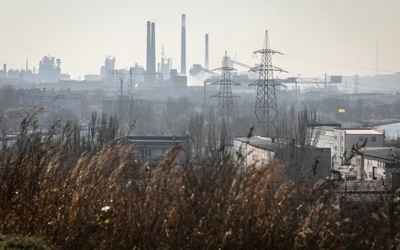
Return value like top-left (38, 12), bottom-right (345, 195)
top-left (146, 21), bottom-right (156, 84)
top-left (205, 34), bottom-right (209, 70)
top-left (151, 22), bottom-right (156, 77)
top-left (146, 21), bottom-right (151, 78)
top-left (223, 51), bottom-right (229, 67)
top-left (181, 14), bottom-right (186, 75)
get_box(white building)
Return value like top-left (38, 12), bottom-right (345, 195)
top-left (234, 136), bottom-right (275, 167)
top-left (350, 147), bottom-right (400, 192)
top-left (314, 126), bottom-right (384, 166)
top-left (234, 136), bottom-right (331, 181)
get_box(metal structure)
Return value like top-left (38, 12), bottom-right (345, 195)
top-left (279, 74), bottom-right (342, 90)
top-left (251, 30), bottom-right (285, 137)
top-left (210, 51), bottom-right (240, 121)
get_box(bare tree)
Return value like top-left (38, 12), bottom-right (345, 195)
top-left (87, 112), bottom-right (120, 152)
top-left (206, 107), bottom-right (218, 159)
top-left (188, 113), bottom-right (205, 162)
top-left (275, 106), bottom-right (321, 184)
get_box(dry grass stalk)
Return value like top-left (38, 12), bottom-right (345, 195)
top-left (0, 114), bottom-right (399, 249)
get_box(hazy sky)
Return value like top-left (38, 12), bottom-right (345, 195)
top-left (1, 0), bottom-right (399, 81)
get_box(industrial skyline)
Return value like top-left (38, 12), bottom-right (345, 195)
top-left (1, 0), bottom-right (400, 81)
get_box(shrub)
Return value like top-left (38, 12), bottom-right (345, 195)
top-left (0, 115), bottom-right (399, 249)
top-left (0, 234), bottom-right (50, 250)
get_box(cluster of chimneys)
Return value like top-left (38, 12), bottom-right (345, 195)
top-left (145, 14), bottom-right (209, 85)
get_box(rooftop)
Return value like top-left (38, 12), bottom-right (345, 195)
top-left (122, 135), bottom-right (188, 148)
top-left (235, 136), bottom-right (276, 151)
top-left (360, 147), bottom-right (400, 161)
top-left (343, 129), bottom-right (383, 135)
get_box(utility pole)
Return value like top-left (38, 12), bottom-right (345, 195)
top-left (119, 77), bottom-right (124, 97)
top-left (129, 67), bottom-right (133, 99)
top-left (375, 35), bottom-right (379, 76)
top-left (250, 30), bottom-right (285, 137)
top-left (354, 72), bottom-right (359, 94)
top-left (205, 34), bottom-right (209, 70)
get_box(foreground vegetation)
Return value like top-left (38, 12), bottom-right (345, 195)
top-left (0, 115), bottom-right (399, 249)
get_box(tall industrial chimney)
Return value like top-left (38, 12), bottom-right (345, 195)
top-left (146, 21), bottom-right (151, 81)
top-left (146, 21), bottom-right (156, 85)
top-left (151, 22), bottom-right (156, 77)
top-left (181, 14), bottom-right (186, 75)
top-left (205, 34), bottom-right (209, 70)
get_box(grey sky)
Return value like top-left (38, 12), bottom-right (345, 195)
top-left (1, 0), bottom-right (399, 80)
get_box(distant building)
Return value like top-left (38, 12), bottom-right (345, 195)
top-left (0, 133), bottom-right (18, 148)
top-left (101, 56), bottom-right (116, 82)
top-left (349, 147), bottom-right (400, 192)
top-left (234, 136), bottom-right (331, 181)
top-left (18, 90), bottom-right (82, 119)
top-left (314, 126), bottom-right (385, 165)
top-left (0, 55), bottom-right (70, 84)
top-left (234, 136), bottom-right (275, 167)
top-left (170, 69), bottom-right (187, 87)
top-left (121, 135), bottom-right (189, 160)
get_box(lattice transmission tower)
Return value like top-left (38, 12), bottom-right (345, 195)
top-left (210, 51), bottom-right (240, 121)
top-left (251, 30), bottom-right (285, 137)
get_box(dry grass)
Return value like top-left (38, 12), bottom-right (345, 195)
top-left (0, 116), bottom-right (399, 249)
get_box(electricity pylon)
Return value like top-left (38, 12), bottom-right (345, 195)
top-left (210, 51), bottom-right (240, 122)
top-left (250, 30), bottom-right (285, 137)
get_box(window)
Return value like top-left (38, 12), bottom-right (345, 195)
top-left (334, 135), bottom-right (337, 141)
top-left (143, 149), bottom-right (152, 157)
top-left (371, 136), bottom-right (376, 142)
top-left (359, 136), bottom-right (364, 142)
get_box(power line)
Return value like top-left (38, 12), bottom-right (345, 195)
top-left (281, 53), bottom-right (398, 74)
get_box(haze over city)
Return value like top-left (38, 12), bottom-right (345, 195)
top-left (2, 1), bottom-right (400, 248)
top-left (1, 0), bottom-right (400, 81)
